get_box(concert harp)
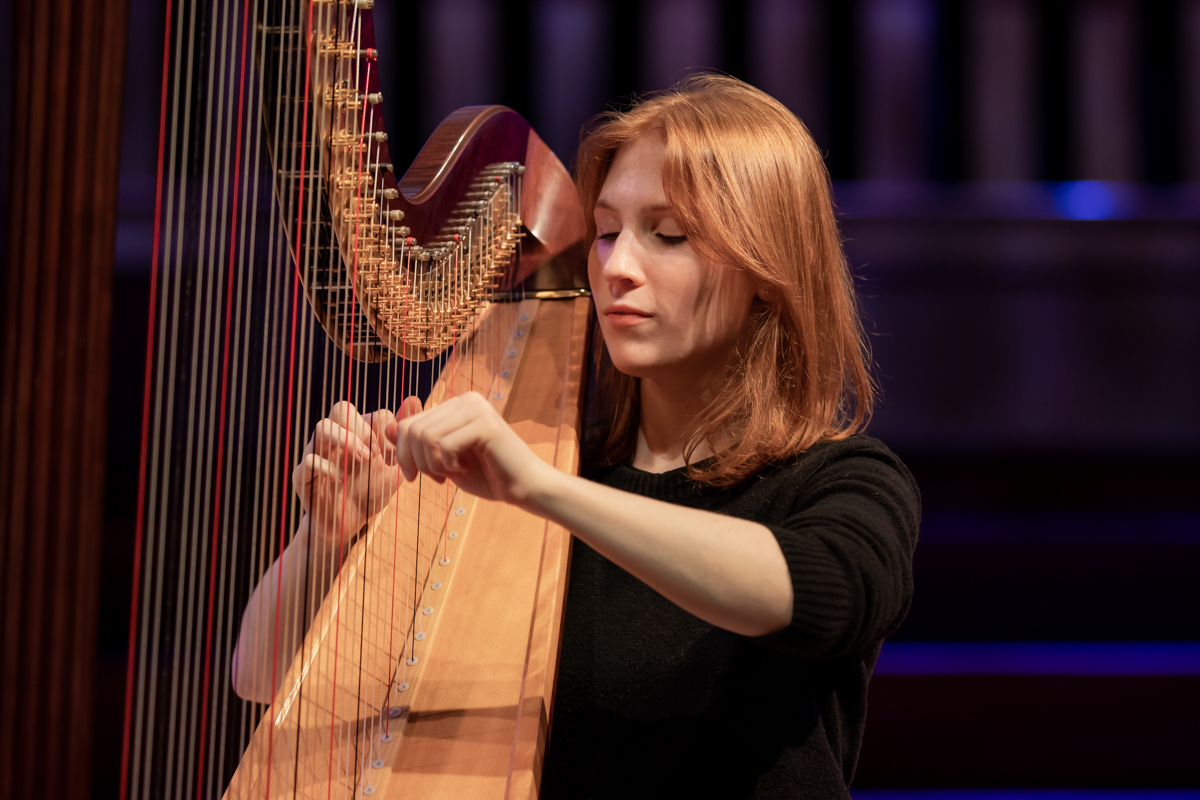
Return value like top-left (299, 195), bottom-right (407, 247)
top-left (120, 0), bottom-right (591, 798)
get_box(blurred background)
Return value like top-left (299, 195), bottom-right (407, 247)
top-left (5, 0), bottom-right (1200, 797)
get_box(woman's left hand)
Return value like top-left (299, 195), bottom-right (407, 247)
top-left (386, 392), bottom-right (553, 508)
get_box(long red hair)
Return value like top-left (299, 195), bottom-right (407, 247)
top-left (576, 74), bottom-right (874, 486)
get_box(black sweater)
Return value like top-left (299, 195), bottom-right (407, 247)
top-left (540, 435), bottom-right (920, 799)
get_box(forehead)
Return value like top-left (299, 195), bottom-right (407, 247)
top-left (595, 137), bottom-right (669, 213)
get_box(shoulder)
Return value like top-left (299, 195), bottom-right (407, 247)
top-left (766, 434), bottom-right (914, 487)
top-left (751, 434), bottom-right (921, 519)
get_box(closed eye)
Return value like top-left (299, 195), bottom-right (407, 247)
top-left (597, 231), bottom-right (619, 241)
top-left (656, 233), bottom-right (687, 246)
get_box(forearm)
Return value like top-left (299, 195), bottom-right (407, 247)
top-left (232, 516), bottom-right (342, 702)
top-left (525, 464), bottom-right (794, 637)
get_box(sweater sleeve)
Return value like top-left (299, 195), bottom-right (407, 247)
top-left (758, 440), bottom-right (920, 658)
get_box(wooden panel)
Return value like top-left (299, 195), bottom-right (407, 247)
top-left (0, 0), bottom-right (128, 796)
top-left (224, 296), bottom-right (590, 799)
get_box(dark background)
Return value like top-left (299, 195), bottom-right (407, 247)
top-left (9, 0), bottom-right (1200, 796)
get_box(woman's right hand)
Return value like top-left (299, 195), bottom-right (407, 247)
top-left (292, 401), bottom-right (401, 554)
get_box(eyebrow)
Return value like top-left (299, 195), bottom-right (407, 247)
top-left (594, 199), bottom-right (673, 214)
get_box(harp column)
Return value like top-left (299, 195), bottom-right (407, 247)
top-left (0, 0), bottom-right (128, 796)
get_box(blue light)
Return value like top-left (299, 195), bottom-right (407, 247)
top-left (853, 791), bottom-right (1200, 800)
top-left (1054, 181), bottom-right (1119, 220)
top-left (874, 642), bottom-right (1200, 676)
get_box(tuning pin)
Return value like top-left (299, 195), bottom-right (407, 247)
top-left (372, 131), bottom-right (387, 143)
top-left (367, 92), bottom-right (383, 105)
top-left (386, 209), bottom-right (404, 221)
top-left (397, 226), bottom-right (410, 236)
top-left (382, 188), bottom-right (399, 200)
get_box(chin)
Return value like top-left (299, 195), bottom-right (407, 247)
top-left (603, 343), bottom-right (670, 379)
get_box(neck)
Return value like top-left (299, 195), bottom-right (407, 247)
top-left (632, 374), bottom-right (717, 474)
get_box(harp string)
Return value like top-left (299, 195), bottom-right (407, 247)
top-left (120, 0), bottom-right (176, 792)
top-left (131, 0), bottom-right (204, 793)
top-left (215, 0), bottom-right (264, 784)
top-left (293, 0), bottom-right (337, 789)
top-left (207, 0), bottom-right (255, 773)
top-left (195, 0), bottom-right (254, 792)
top-left (177, 0), bottom-right (243, 790)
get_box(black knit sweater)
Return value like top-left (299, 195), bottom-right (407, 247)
top-left (540, 435), bottom-right (920, 799)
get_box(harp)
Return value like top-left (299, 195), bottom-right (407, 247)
top-left (119, 0), bottom-right (592, 798)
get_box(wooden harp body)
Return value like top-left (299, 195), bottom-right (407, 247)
top-left (223, 296), bottom-right (591, 800)
top-left (121, 0), bottom-right (591, 797)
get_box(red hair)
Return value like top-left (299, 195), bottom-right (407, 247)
top-left (576, 74), bottom-right (874, 486)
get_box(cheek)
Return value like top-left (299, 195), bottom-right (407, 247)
top-left (587, 245), bottom-right (603, 291)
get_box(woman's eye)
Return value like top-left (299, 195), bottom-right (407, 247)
top-left (597, 232), bottom-right (618, 242)
top-left (656, 233), bottom-right (687, 246)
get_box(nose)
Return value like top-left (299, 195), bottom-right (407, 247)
top-left (599, 232), bottom-right (645, 295)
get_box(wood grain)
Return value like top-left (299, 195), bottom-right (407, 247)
top-left (0, 0), bottom-right (127, 795)
top-left (224, 296), bottom-right (591, 799)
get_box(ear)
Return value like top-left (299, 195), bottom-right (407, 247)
top-left (756, 281), bottom-right (774, 302)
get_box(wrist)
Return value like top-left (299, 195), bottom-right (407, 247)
top-left (301, 514), bottom-right (345, 564)
top-left (519, 457), bottom-right (572, 518)
top-left (523, 460), bottom-right (583, 522)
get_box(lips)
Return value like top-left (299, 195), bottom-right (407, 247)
top-left (603, 304), bottom-right (651, 327)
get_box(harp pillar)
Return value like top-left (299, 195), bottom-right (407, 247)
top-left (0, 0), bottom-right (129, 795)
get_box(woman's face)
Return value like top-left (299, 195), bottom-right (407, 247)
top-left (589, 137), bottom-right (758, 388)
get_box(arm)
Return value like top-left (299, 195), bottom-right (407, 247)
top-left (232, 516), bottom-right (341, 703)
top-left (232, 402), bottom-right (402, 703)
top-left (388, 392), bottom-right (794, 638)
top-left (531, 469), bottom-right (793, 637)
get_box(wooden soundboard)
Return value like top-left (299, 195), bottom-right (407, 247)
top-left (225, 295), bottom-right (590, 799)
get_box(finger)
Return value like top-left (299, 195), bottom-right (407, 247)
top-left (408, 427), bottom-right (436, 479)
top-left (392, 422), bottom-right (419, 482)
top-left (364, 408), bottom-right (397, 463)
top-left (407, 414), bottom-right (461, 481)
top-left (402, 401), bottom-right (470, 477)
top-left (436, 417), bottom-right (498, 468)
top-left (398, 395), bottom-right (423, 421)
top-left (292, 452), bottom-right (344, 504)
top-left (328, 400), bottom-right (375, 450)
top-left (312, 418), bottom-right (372, 464)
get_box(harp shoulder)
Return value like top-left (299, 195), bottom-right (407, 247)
top-left (398, 104), bottom-right (588, 289)
top-left (398, 105), bottom-right (521, 204)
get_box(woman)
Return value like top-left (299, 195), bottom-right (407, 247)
top-left (237, 74), bottom-right (919, 798)
top-left (389, 75), bottom-right (918, 797)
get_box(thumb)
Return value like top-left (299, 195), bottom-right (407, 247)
top-left (399, 395), bottom-right (423, 419)
top-left (386, 395), bottom-right (424, 444)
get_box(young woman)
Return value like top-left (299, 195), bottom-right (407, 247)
top-left (237, 74), bottom-right (919, 798)
top-left (388, 75), bottom-right (918, 797)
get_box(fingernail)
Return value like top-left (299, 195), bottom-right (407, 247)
top-left (358, 445), bottom-right (371, 461)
